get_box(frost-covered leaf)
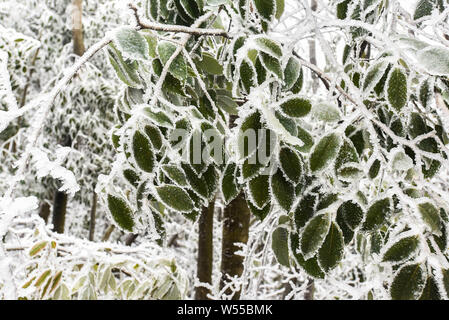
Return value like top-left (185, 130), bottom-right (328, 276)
top-left (339, 201), bottom-right (364, 230)
top-left (156, 185), bottom-right (194, 213)
top-left (275, 0), bottom-right (285, 19)
top-left (419, 77), bottom-right (435, 109)
top-left (157, 41), bottom-right (187, 81)
top-left (310, 133), bottom-right (342, 173)
top-left (107, 194), bottom-right (134, 232)
top-left (418, 202), bottom-right (443, 236)
top-left (182, 164), bottom-right (209, 199)
top-left (312, 102), bottom-right (341, 122)
top-left (301, 213), bottom-right (331, 260)
top-left (283, 57), bottom-right (301, 90)
top-left (254, 0), bottom-right (276, 20)
top-left (414, 0), bottom-right (437, 20)
top-left (390, 263), bottom-right (427, 300)
top-left (248, 174), bottom-right (269, 209)
top-left (419, 276), bottom-right (442, 300)
top-left (254, 37), bottom-right (282, 59)
top-left (416, 47), bottom-right (449, 76)
top-left (295, 126), bottom-right (314, 153)
top-left (279, 147), bottom-right (303, 184)
top-left (318, 222), bottom-right (344, 272)
top-left (197, 52), bottom-right (223, 75)
top-left (391, 149), bottom-right (413, 171)
top-left (363, 60), bottom-right (390, 93)
top-left (132, 131), bottom-right (155, 173)
top-left (382, 236), bottom-right (420, 264)
top-left (361, 198), bottom-right (392, 232)
top-left (107, 43), bottom-right (141, 88)
top-left (337, 162), bottom-right (363, 181)
top-left (386, 68), bottom-right (408, 113)
top-left (259, 52), bottom-right (283, 79)
top-left (290, 233), bottom-right (325, 279)
top-left (271, 170), bottom-right (295, 212)
top-left (143, 108), bottom-right (173, 128)
top-left (162, 165), bottom-right (188, 187)
top-left (239, 59), bottom-right (257, 93)
top-left (238, 111), bottom-right (262, 159)
top-left (29, 241), bottom-right (48, 257)
top-left (272, 227), bottom-right (290, 267)
top-left (114, 27), bottom-right (149, 61)
top-left (278, 96), bottom-right (311, 118)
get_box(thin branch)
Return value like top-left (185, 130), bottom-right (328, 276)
top-left (128, 3), bottom-right (231, 39)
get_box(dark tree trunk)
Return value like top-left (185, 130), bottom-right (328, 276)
top-left (195, 199), bottom-right (215, 300)
top-left (88, 191), bottom-right (97, 241)
top-left (52, 191), bottom-right (68, 234)
top-left (220, 192), bottom-right (250, 300)
top-left (38, 201), bottom-right (50, 223)
top-left (51, 136), bottom-right (71, 234)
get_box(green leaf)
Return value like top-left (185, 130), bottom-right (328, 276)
top-left (386, 68), bottom-right (408, 113)
top-left (414, 0), bottom-right (436, 20)
top-left (419, 276), bottom-right (442, 300)
top-left (162, 165), bottom-right (188, 187)
top-left (143, 108), bottom-right (173, 127)
top-left (123, 169), bottom-right (140, 188)
top-left (29, 241), bottom-right (48, 257)
top-left (156, 185), bottom-right (194, 213)
top-left (419, 77), bottom-right (435, 109)
top-left (107, 44), bottom-right (141, 88)
top-left (279, 97), bottom-right (311, 118)
top-left (283, 57), bottom-right (301, 90)
top-left (361, 198), bottom-right (392, 232)
top-left (337, 163), bottom-right (363, 181)
top-left (180, 0), bottom-right (201, 19)
top-left (197, 52), bottom-right (223, 75)
top-left (339, 201), bottom-right (364, 230)
top-left (383, 236), bottom-right (420, 264)
top-left (417, 47), bottom-right (449, 76)
top-left (418, 202), bottom-right (443, 236)
top-left (144, 125), bottom-right (163, 150)
top-left (157, 41), bottom-right (187, 81)
top-left (301, 213), bottom-right (331, 260)
top-left (363, 60), bottom-right (390, 93)
top-left (114, 27), bottom-right (149, 61)
top-left (295, 126), bottom-right (314, 153)
top-left (390, 263), bottom-right (427, 300)
top-left (310, 133), bottom-right (342, 173)
top-left (248, 174), bottom-right (270, 209)
top-left (254, 0), bottom-right (276, 20)
top-left (369, 159), bottom-right (381, 179)
top-left (318, 222), bottom-right (344, 272)
top-left (132, 131), bottom-right (155, 173)
top-left (217, 95), bottom-right (238, 115)
top-left (295, 193), bottom-right (317, 230)
top-left (275, 0), bottom-right (285, 19)
top-left (254, 37), bottom-right (282, 59)
top-left (272, 227), bottom-right (290, 267)
top-left (182, 164), bottom-right (210, 199)
top-left (336, 206), bottom-right (355, 245)
top-left (279, 147), bottom-right (303, 184)
top-left (312, 102), bottom-right (341, 122)
top-left (238, 111), bottom-right (262, 159)
top-left (290, 233), bottom-right (325, 279)
top-left (259, 52), bottom-right (283, 79)
top-left (107, 194), bottom-right (134, 232)
top-left (221, 163), bottom-right (240, 204)
top-left (239, 59), bottom-right (257, 93)
top-left (271, 170), bottom-right (295, 212)
top-left (442, 269), bottom-right (449, 297)
top-left (248, 201), bottom-right (271, 220)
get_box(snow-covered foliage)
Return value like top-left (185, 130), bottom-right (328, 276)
top-left (1, 0), bottom-right (449, 300)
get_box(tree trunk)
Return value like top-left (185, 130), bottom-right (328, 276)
top-left (88, 191), bottom-right (97, 241)
top-left (38, 201), bottom-right (50, 223)
top-left (220, 192), bottom-right (250, 300)
top-left (72, 0), bottom-right (85, 56)
top-left (52, 191), bottom-right (68, 234)
top-left (195, 199), bottom-right (215, 300)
